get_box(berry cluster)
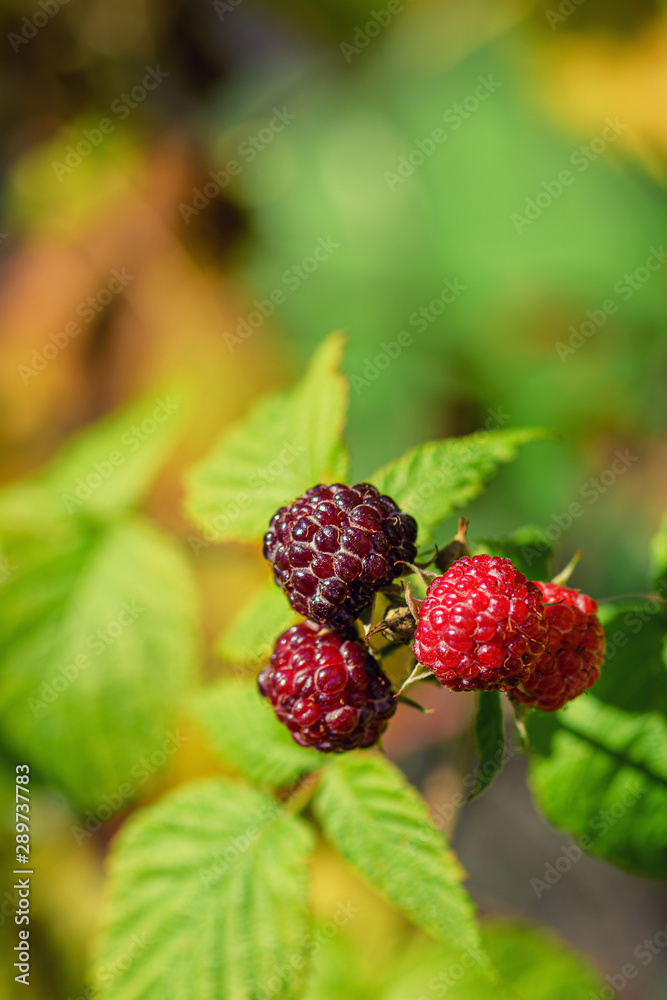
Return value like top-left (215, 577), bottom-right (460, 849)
top-left (260, 484), bottom-right (605, 753)
top-left (260, 483), bottom-right (415, 752)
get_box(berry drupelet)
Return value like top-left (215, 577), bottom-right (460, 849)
top-left (263, 483), bottom-right (418, 629)
top-left (506, 581), bottom-right (605, 712)
top-left (258, 622), bottom-right (396, 752)
top-left (412, 555), bottom-right (548, 691)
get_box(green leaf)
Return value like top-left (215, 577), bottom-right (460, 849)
top-left (483, 920), bottom-right (606, 1000)
top-left (0, 481), bottom-right (71, 538)
top-left (92, 778), bottom-right (314, 1000)
top-left (218, 579), bottom-right (297, 671)
top-left (303, 929), bottom-right (381, 1000)
top-left (650, 508), bottom-right (667, 589)
top-left (385, 919), bottom-right (604, 1000)
top-left (384, 940), bottom-right (494, 1000)
top-left (369, 429), bottom-right (548, 545)
top-left (0, 517), bottom-right (199, 809)
top-left (473, 527), bottom-right (554, 581)
top-left (471, 692), bottom-right (505, 798)
top-left (42, 390), bottom-right (187, 520)
top-left (194, 680), bottom-right (323, 788)
top-left (527, 694), bottom-right (667, 878)
top-left (184, 333), bottom-right (350, 543)
top-left (314, 753), bottom-right (489, 968)
top-left (595, 602), bottom-right (667, 717)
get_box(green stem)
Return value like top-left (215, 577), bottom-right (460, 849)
top-left (282, 771), bottom-right (321, 815)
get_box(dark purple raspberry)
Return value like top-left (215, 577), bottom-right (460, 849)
top-left (258, 622), bottom-right (396, 752)
top-left (506, 582), bottom-right (605, 712)
top-left (412, 554), bottom-right (548, 691)
top-left (263, 483), bottom-right (418, 628)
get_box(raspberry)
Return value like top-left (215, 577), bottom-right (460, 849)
top-left (258, 622), bottom-right (396, 752)
top-left (506, 582), bottom-right (605, 712)
top-left (263, 483), bottom-right (418, 628)
top-left (412, 554), bottom-right (548, 691)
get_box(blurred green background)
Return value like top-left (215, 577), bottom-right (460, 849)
top-left (0, 0), bottom-right (666, 997)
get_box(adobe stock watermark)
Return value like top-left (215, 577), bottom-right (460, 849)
top-left (531, 785), bottom-right (646, 899)
top-left (351, 277), bottom-right (467, 395)
top-left (67, 936), bottom-right (149, 1000)
top-left (546, 0), bottom-right (587, 30)
top-left (0, 555), bottom-right (16, 586)
top-left (188, 436), bottom-right (306, 556)
top-left (213, 0), bottom-right (243, 19)
top-left (258, 900), bottom-right (360, 999)
top-left (59, 397), bottom-right (179, 512)
top-left (581, 921), bottom-right (667, 1000)
top-left (223, 236), bottom-right (340, 352)
top-left (556, 245), bottom-right (667, 361)
top-left (0, 890), bottom-right (18, 929)
top-left (406, 741), bottom-right (520, 860)
top-left (512, 118), bottom-right (627, 233)
top-left (198, 777), bottom-right (318, 888)
top-left (413, 945), bottom-right (488, 1000)
top-left (179, 107), bottom-right (296, 223)
top-left (393, 406), bottom-right (513, 524)
top-left (340, 2), bottom-right (403, 63)
top-left (8, 0), bottom-right (68, 53)
top-left (70, 730), bottom-right (189, 845)
top-left (226, 641), bottom-right (276, 682)
top-left (603, 580), bottom-right (667, 663)
top-left (521, 449), bottom-right (638, 567)
top-left (28, 602), bottom-right (145, 718)
top-left (17, 268), bottom-right (134, 384)
top-left (51, 67), bottom-right (169, 180)
top-left (384, 75), bottom-right (502, 191)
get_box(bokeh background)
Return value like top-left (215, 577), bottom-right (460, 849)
top-left (0, 0), bottom-right (666, 997)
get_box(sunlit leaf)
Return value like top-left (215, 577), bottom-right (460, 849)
top-left (93, 779), bottom-right (314, 1000)
top-left (217, 579), bottom-right (297, 672)
top-left (184, 333), bottom-right (350, 543)
top-left (314, 753), bottom-right (489, 969)
top-left (370, 430), bottom-right (548, 545)
top-left (194, 680), bottom-right (322, 788)
top-left (528, 695), bottom-right (667, 878)
top-left (0, 517), bottom-right (199, 809)
top-left (42, 390), bottom-right (187, 520)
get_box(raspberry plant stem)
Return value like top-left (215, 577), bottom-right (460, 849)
top-left (282, 771), bottom-right (321, 815)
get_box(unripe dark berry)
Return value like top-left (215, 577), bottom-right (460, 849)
top-left (506, 581), bottom-right (605, 712)
top-left (258, 622), bottom-right (396, 752)
top-left (412, 554), bottom-right (548, 691)
top-left (263, 483), bottom-right (418, 628)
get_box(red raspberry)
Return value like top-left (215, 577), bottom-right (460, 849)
top-left (506, 582), bottom-right (605, 712)
top-left (258, 622), bottom-right (396, 752)
top-left (412, 555), bottom-right (548, 691)
top-left (263, 483), bottom-right (418, 628)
